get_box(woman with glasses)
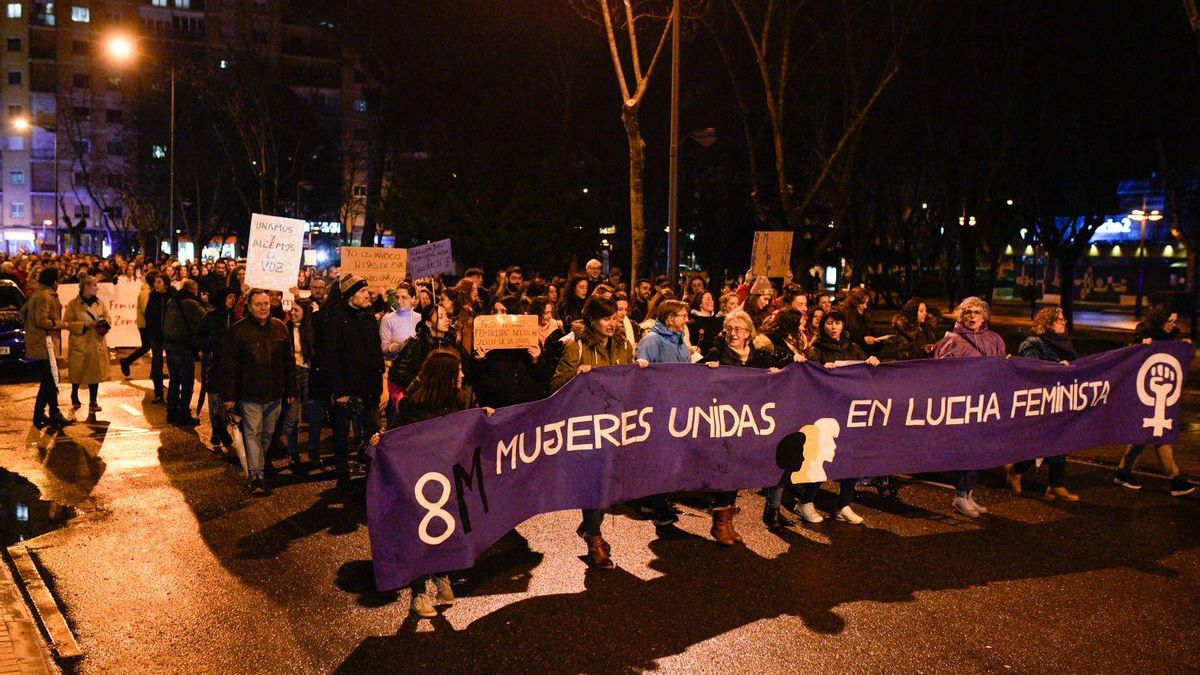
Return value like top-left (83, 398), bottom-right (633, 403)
top-left (1006, 306), bottom-right (1079, 500)
top-left (934, 296), bottom-right (1008, 517)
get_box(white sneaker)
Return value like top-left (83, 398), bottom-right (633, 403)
top-left (410, 593), bottom-right (437, 618)
top-left (433, 575), bottom-right (455, 606)
top-left (953, 495), bottom-right (980, 518)
top-left (836, 505), bottom-right (864, 524)
top-left (797, 502), bottom-right (824, 523)
top-left (967, 492), bottom-right (988, 514)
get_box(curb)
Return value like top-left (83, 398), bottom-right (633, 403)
top-left (0, 548), bottom-right (57, 674)
top-left (5, 545), bottom-right (80, 662)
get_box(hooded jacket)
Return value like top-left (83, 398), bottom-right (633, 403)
top-left (636, 321), bottom-right (691, 364)
top-left (162, 289), bottom-right (207, 353)
top-left (933, 322), bottom-right (1007, 359)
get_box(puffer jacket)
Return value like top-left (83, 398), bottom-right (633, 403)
top-left (883, 314), bottom-right (939, 361)
top-left (806, 334), bottom-right (869, 365)
top-left (387, 323), bottom-right (460, 391)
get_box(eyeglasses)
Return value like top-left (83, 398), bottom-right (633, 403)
top-left (727, 326), bottom-right (750, 334)
top-left (961, 309), bottom-right (983, 316)
top-left (672, 313), bottom-right (688, 319)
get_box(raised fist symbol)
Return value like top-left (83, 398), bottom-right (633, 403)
top-left (1148, 363), bottom-right (1178, 400)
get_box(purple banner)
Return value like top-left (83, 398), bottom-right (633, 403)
top-left (367, 342), bottom-right (1193, 590)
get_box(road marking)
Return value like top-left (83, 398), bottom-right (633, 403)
top-left (119, 404), bottom-right (143, 417)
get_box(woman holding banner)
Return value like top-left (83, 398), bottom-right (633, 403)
top-left (550, 296), bottom-right (642, 569)
top-left (387, 304), bottom-right (460, 426)
top-left (1007, 306), bottom-right (1080, 501)
top-left (934, 296), bottom-right (1008, 518)
top-left (805, 310), bottom-right (879, 524)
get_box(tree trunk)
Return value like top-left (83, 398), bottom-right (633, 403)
top-left (623, 105), bottom-right (647, 279)
top-left (1058, 252), bottom-right (1077, 331)
top-left (771, 120), bottom-right (791, 223)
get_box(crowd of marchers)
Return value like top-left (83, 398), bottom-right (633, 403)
top-left (4, 250), bottom-right (1195, 619)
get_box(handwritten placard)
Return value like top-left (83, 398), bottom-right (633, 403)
top-left (57, 281), bottom-right (141, 351)
top-left (473, 314), bottom-right (540, 350)
top-left (245, 213), bottom-right (306, 292)
top-left (303, 249), bottom-right (317, 266)
top-left (341, 246), bottom-right (408, 288)
top-left (408, 239), bottom-right (455, 279)
top-left (751, 231), bottom-right (793, 277)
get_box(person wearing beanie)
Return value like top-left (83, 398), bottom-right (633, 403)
top-left (317, 272), bottom-right (384, 489)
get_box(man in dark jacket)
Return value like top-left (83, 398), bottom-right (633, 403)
top-left (162, 279), bottom-right (207, 425)
top-left (220, 288), bottom-right (296, 495)
top-left (142, 274), bottom-right (172, 403)
top-left (317, 274), bottom-right (384, 488)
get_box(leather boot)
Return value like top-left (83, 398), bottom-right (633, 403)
top-left (711, 506), bottom-right (743, 546)
top-left (582, 534), bottom-right (614, 569)
top-left (761, 505), bottom-right (794, 531)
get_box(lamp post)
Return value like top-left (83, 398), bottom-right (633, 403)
top-left (11, 117), bottom-right (58, 252)
top-left (104, 34), bottom-right (176, 259)
top-left (1130, 205), bottom-right (1163, 318)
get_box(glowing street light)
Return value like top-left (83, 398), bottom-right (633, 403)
top-left (105, 34), bottom-right (136, 62)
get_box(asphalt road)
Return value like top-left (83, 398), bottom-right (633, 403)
top-left (0, 351), bottom-right (1197, 674)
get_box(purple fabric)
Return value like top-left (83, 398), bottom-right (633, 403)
top-left (368, 342), bottom-right (1193, 590)
top-left (934, 323), bottom-right (1007, 358)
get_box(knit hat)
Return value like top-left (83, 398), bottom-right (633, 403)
top-left (339, 274), bottom-right (367, 298)
top-left (749, 275), bottom-right (774, 296)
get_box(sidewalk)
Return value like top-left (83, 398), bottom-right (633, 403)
top-left (0, 556), bottom-right (54, 675)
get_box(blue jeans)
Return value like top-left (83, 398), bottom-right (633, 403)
top-left (955, 470), bottom-right (979, 497)
top-left (240, 399), bottom-right (282, 479)
top-left (165, 349), bottom-right (196, 420)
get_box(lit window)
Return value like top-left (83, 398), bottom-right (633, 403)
top-left (10, 202), bottom-right (25, 219)
top-left (8, 136), bottom-right (24, 151)
top-left (9, 170), bottom-right (24, 184)
top-left (6, 3), bottom-right (21, 18)
top-left (352, 185), bottom-right (367, 197)
top-left (106, 77), bottom-right (120, 90)
top-left (70, 5), bottom-right (88, 21)
top-left (175, 0), bottom-right (188, 7)
top-left (151, 144), bottom-right (166, 159)
top-left (353, 99), bottom-right (367, 112)
top-left (151, 0), bottom-right (166, 6)
top-left (218, 58), bottom-right (229, 69)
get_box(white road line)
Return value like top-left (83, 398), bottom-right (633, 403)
top-left (119, 404), bottom-right (143, 417)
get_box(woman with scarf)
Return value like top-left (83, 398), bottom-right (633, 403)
top-left (1005, 306), bottom-right (1079, 500)
top-left (702, 310), bottom-right (795, 534)
top-left (63, 275), bottom-right (111, 411)
top-left (688, 290), bottom-right (723, 355)
top-left (838, 287), bottom-right (893, 355)
top-left (804, 310), bottom-right (880, 524)
top-left (550, 296), bottom-right (644, 569)
top-left (387, 304), bottom-right (461, 425)
top-left (934, 296), bottom-right (1008, 517)
top-left (883, 298), bottom-right (939, 361)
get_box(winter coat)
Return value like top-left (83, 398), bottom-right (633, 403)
top-left (933, 323), bottom-right (1007, 359)
top-left (1018, 334), bottom-right (1077, 363)
top-left (701, 334), bottom-right (776, 368)
top-left (473, 348), bottom-right (541, 408)
top-left (806, 334), bottom-right (869, 365)
top-left (64, 295), bottom-right (111, 384)
top-left (144, 287), bottom-right (174, 343)
top-left (841, 310), bottom-right (879, 353)
top-left (162, 289), bottom-right (208, 354)
top-left (1132, 320), bottom-right (1181, 344)
top-left (135, 282), bottom-right (151, 329)
top-left (550, 322), bottom-right (635, 391)
top-left (763, 331), bottom-right (807, 368)
top-left (217, 316), bottom-right (297, 403)
top-left (883, 314), bottom-right (939, 361)
top-left (389, 389), bottom-right (474, 430)
top-left (19, 286), bottom-right (63, 360)
top-left (636, 322), bottom-right (691, 364)
top-left (387, 323), bottom-right (460, 391)
top-left (319, 298), bottom-right (385, 401)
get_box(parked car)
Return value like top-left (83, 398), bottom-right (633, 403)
top-left (0, 280), bottom-right (30, 367)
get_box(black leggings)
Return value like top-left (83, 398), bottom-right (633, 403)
top-left (71, 383), bottom-right (100, 403)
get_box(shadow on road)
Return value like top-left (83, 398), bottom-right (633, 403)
top-left (335, 501), bottom-right (1197, 674)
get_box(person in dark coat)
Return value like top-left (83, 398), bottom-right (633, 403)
top-left (803, 310), bottom-right (880, 525)
top-left (1006, 305), bottom-right (1079, 501)
top-left (198, 287), bottom-right (237, 451)
top-left (387, 305), bottom-right (461, 409)
top-left (837, 287), bottom-right (893, 355)
top-left (882, 298), bottom-right (939, 361)
top-left (687, 291), bottom-right (724, 355)
top-left (471, 305), bottom-right (542, 409)
top-left (142, 273), bottom-right (173, 403)
top-left (318, 274), bottom-right (385, 488)
top-left (162, 279), bottom-right (207, 425)
top-left (1114, 304), bottom-right (1195, 496)
top-left (219, 288), bottom-right (296, 495)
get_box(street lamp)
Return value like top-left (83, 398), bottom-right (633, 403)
top-left (11, 116), bottom-right (58, 252)
top-left (103, 33), bottom-right (176, 259)
top-left (1130, 206), bottom-right (1163, 318)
